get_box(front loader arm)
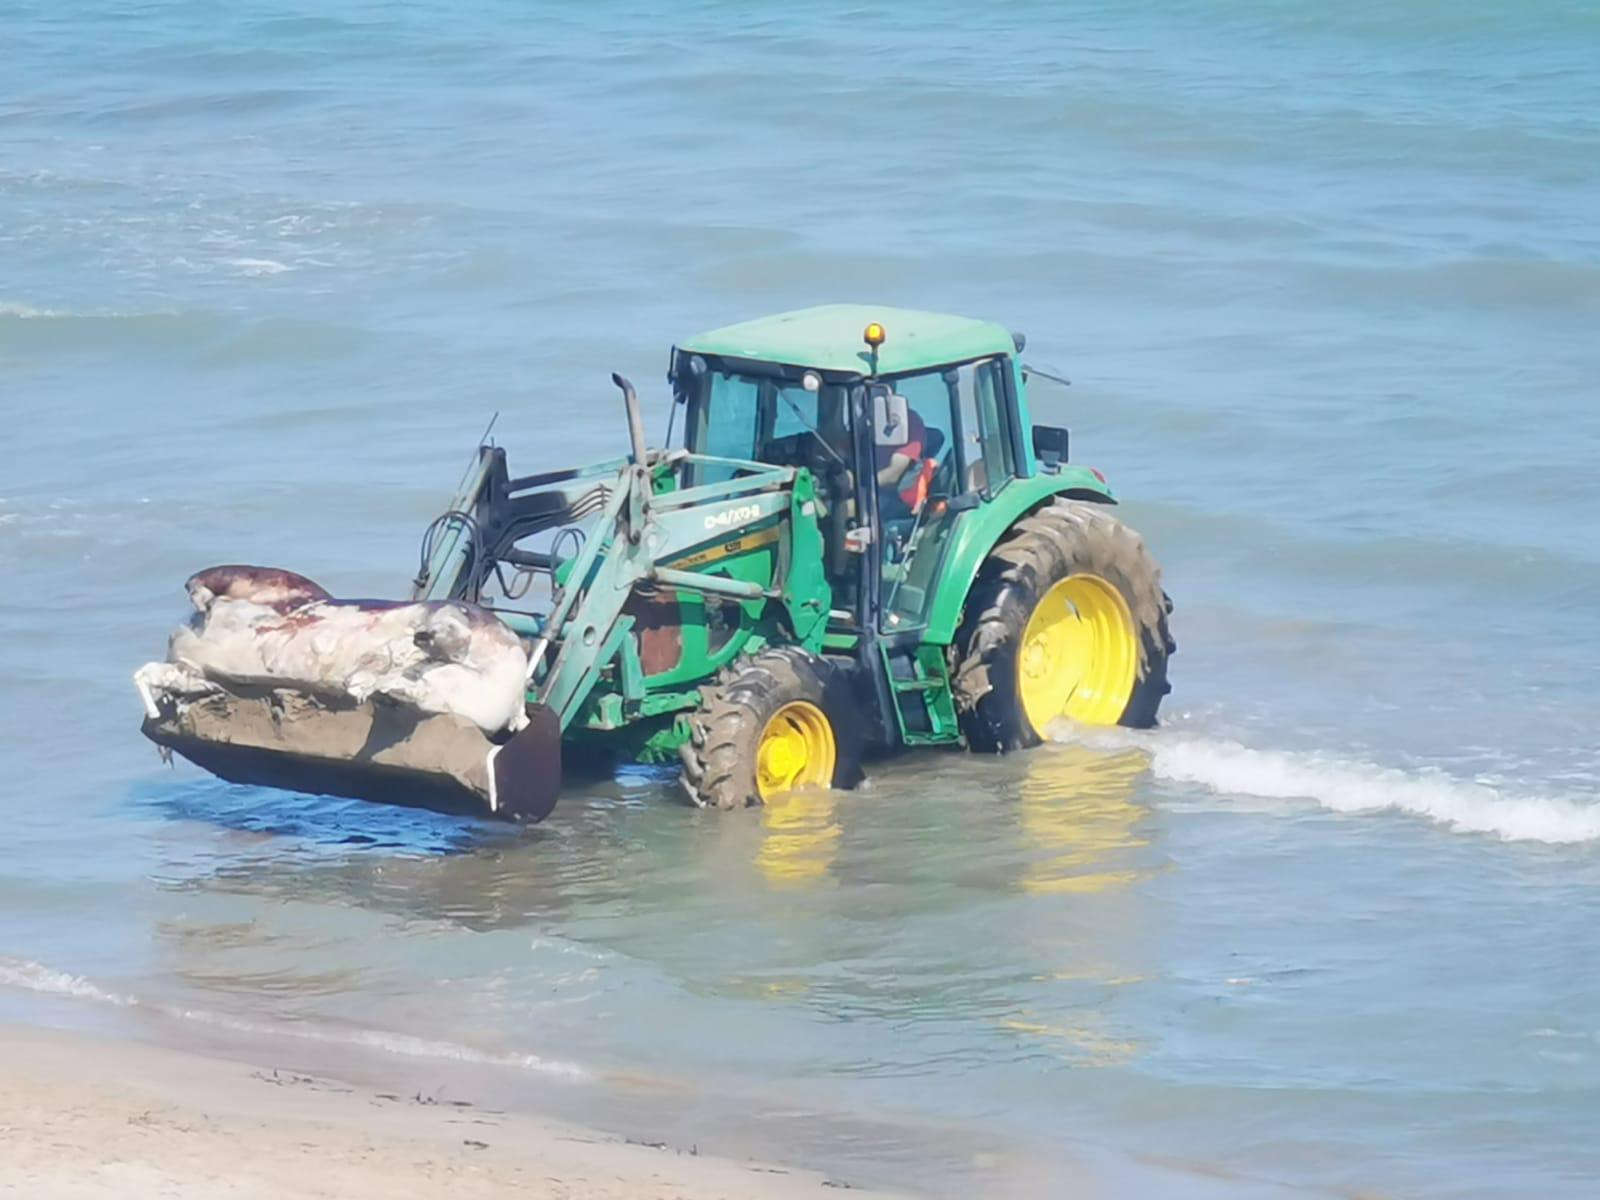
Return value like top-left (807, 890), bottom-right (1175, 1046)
top-left (533, 456), bottom-right (817, 733)
top-left (412, 446), bottom-right (630, 604)
top-left (410, 424), bottom-right (828, 738)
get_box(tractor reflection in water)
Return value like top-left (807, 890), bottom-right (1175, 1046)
top-left (1015, 741), bottom-right (1153, 896)
top-left (1001, 739), bottom-right (1156, 1068)
top-left (754, 786), bottom-right (843, 887)
top-left (746, 736), bottom-right (1155, 896)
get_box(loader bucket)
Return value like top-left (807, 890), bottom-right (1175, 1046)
top-left (140, 685), bottom-right (562, 823)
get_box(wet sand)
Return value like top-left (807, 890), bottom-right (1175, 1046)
top-left (0, 1024), bottom-right (906, 1199)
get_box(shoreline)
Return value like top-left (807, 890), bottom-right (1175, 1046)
top-left (0, 972), bottom-right (1321, 1199)
top-left (0, 1020), bottom-right (911, 1199)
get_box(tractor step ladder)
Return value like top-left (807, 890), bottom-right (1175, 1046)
top-left (881, 644), bottom-right (962, 746)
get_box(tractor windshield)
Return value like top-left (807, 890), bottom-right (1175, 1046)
top-left (686, 370), bottom-right (852, 485)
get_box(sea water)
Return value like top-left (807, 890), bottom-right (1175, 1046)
top-left (3, 2), bottom-right (1598, 1195)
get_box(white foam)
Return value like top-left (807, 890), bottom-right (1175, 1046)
top-left (1054, 728), bottom-right (1600, 845)
top-left (0, 956), bottom-right (588, 1080)
top-left (0, 301), bottom-right (64, 318)
top-left (529, 935), bottom-right (612, 961)
top-left (0, 958), bottom-right (137, 1006)
top-left (170, 1006), bottom-right (590, 1079)
top-left (227, 257), bottom-right (292, 276)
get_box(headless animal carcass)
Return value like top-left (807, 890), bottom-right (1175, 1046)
top-left (135, 566), bottom-right (559, 820)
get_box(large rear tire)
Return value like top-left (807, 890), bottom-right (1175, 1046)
top-left (952, 500), bottom-right (1173, 751)
top-left (680, 648), bottom-right (864, 810)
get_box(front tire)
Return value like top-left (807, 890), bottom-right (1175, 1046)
top-left (680, 648), bottom-right (864, 810)
top-left (952, 499), bottom-right (1174, 751)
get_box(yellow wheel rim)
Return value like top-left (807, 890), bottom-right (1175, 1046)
top-left (1018, 573), bottom-right (1139, 733)
top-left (756, 701), bottom-right (836, 802)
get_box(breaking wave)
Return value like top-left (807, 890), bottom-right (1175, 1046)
top-left (0, 301), bottom-right (68, 318)
top-left (0, 959), bottom-right (137, 1006)
top-left (1057, 728), bottom-right (1600, 845)
top-left (0, 956), bottom-right (589, 1080)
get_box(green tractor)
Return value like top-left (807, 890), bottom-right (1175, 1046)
top-left (136, 305), bottom-right (1173, 820)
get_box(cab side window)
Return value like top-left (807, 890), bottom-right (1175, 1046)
top-left (879, 358), bottom-right (1017, 507)
top-left (887, 370), bottom-right (956, 485)
top-left (955, 358), bottom-right (1016, 496)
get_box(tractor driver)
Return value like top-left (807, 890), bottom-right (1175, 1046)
top-left (875, 395), bottom-right (936, 520)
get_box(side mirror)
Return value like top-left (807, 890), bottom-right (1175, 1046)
top-left (870, 385), bottom-right (910, 447)
top-left (1032, 424), bottom-right (1069, 467)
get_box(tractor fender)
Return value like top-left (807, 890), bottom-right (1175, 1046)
top-left (921, 467), bottom-right (1115, 645)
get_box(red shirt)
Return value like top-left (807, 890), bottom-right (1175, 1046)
top-left (874, 409), bottom-right (926, 476)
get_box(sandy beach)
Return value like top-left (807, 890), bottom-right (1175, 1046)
top-left (0, 1024), bottom-right (905, 1199)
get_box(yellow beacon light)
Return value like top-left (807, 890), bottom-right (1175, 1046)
top-left (863, 322), bottom-right (886, 347)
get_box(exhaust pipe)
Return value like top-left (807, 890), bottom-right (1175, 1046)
top-left (613, 373), bottom-right (649, 466)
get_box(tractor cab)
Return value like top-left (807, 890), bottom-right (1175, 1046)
top-left (671, 305), bottom-right (1033, 635)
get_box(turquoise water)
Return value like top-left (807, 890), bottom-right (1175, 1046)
top-left (4, 2), bottom-right (1599, 1194)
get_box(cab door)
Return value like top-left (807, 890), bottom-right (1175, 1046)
top-left (865, 358), bottom-right (1020, 745)
top-left (873, 356), bottom-right (1020, 633)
